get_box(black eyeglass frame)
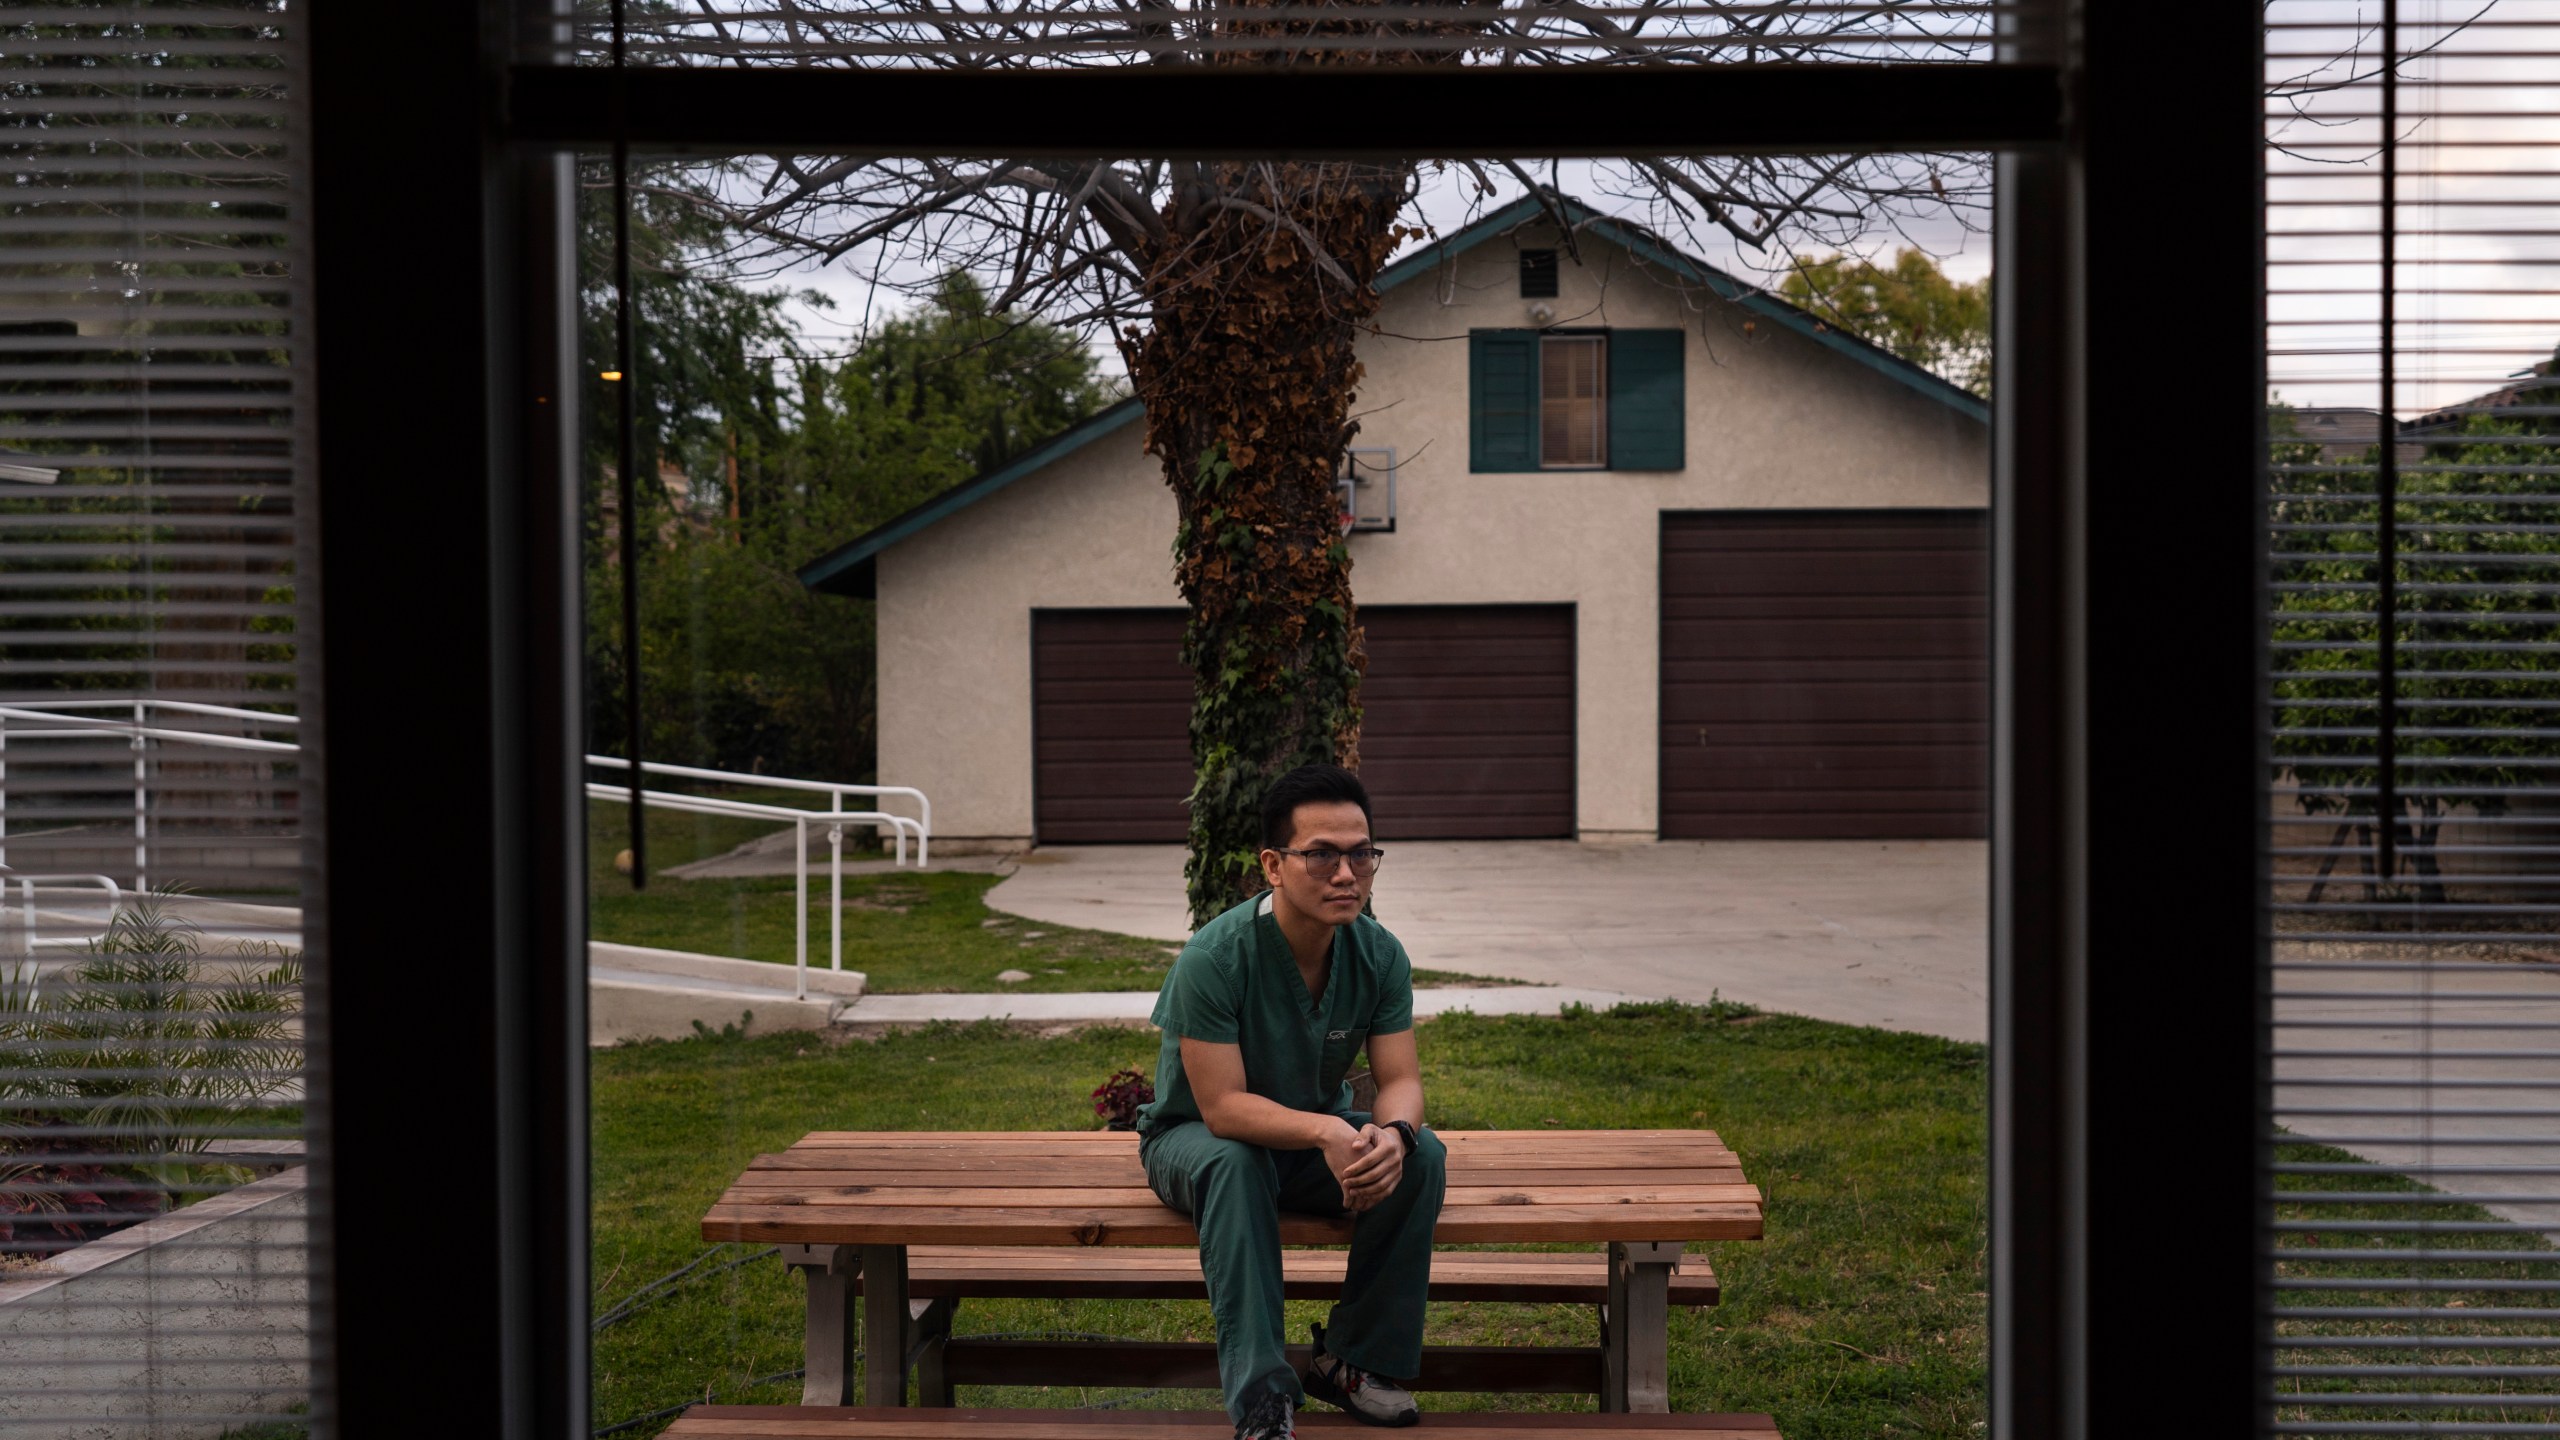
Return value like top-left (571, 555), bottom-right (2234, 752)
top-left (1269, 845), bottom-right (1388, 877)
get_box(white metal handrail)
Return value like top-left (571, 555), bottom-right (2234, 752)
top-left (585, 754), bottom-right (934, 1002)
top-left (0, 873), bottom-right (124, 953)
top-left (582, 779), bottom-right (924, 1001)
top-left (583, 754), bottom-right (930, 864)
top-left (0, 701), bottom-right (933, 1006)
top-left (0, 698), bottom-right (299, 887)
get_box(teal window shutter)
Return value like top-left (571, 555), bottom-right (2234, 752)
top-left (1606, 328), bottom-right (1685, 471)
top-left (1469, 329), bottom-right (1539, 472)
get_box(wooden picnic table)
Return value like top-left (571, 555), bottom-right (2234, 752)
top-left (701, 1130), bottom-right (1763, 1414)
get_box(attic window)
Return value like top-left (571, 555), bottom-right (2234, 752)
top-left (1539, 334), bottom-right (1607, 468)
top-left (1519, 249), bottom-right (1559, 298)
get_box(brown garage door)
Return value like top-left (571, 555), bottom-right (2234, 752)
top-left (1360, 606), bottom-right (1575, 840)
top-left (1660, 511), bottom-right (1988, 840)
top-left (1032, 605), bottom-right (1576, 843)
top-left (1031, 610), bottom-right (1194, 843)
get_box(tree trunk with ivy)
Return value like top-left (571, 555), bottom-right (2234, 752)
top-left (1126, 161), bottom-right (1413, 927)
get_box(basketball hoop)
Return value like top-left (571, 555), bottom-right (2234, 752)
top-left (1338, 508), bottom-right (1358, 537)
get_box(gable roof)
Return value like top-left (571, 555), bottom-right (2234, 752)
top-left (800, 194), bottom-right (1988, 598)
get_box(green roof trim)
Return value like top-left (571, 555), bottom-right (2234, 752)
top-left (800, 193), bottom-right (1985, 597)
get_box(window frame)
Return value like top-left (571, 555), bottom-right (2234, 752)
top-left (305, 4), bottom-right (2268, 1435)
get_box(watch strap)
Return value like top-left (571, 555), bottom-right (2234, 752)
top-left (1384, 1119), bottom-right (1419, 1154)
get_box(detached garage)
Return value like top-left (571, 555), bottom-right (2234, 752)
top-left (1032, 606), bottom-right (1576, 844)
top-left (805, 195), bottom-right (1994, 848)
top-left (1659, 511), bottom-right (1989, 840)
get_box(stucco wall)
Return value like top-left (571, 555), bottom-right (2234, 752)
top-left (878, 224), bottom-right (1990, 843)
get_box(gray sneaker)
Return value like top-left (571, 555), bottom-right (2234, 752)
top-left (1236, 1393), bottom-right (1296, 1440)
top-left (1301, 1322), bottom-right (1420, 1428)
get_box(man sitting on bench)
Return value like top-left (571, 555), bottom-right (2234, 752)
top-left (1139, 763), bottom-right (1447, 1440)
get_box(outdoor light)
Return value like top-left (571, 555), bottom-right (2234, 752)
top-left (599, 369), bottom-right (624, 381)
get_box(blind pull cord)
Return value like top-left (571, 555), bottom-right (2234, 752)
top-left (2375, 0), bottom-right (2400, 882)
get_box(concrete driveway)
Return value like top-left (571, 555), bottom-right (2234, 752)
top-left (2274, 951), bottom-right (2560, 1233)
top-left (986, 840), bottom-right (1989, 1042)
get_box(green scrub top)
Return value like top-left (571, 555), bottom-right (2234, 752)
top-left (1137, 891), bottom-right (1415, 1140)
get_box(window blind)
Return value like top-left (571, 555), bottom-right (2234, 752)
top-left (1539, 334), bottom-right (1607, 469)
top-left (2265, 0), bottom-right (2560, 1430)
top-left (0, 5), bottom-right (319, 1436)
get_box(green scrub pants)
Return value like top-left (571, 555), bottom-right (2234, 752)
top-left (1140, 1113), bottom-right (1447, 1423)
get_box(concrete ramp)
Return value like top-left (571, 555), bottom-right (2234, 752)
top-left (588, 941), bottom-right (865, 1047)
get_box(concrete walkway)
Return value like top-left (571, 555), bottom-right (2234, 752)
top-left (2274, 949), bottom-right (2560, 1234)
top-left (988, 841), bottom-right (1990, 1042)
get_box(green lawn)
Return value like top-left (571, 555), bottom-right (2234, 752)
top-left (584, 798), bottom-right (1489, 993)
top-left (2272, 1138), bottom-right (2560, 1426)
top-left (591, 1003), bottom-right (1991, 1438)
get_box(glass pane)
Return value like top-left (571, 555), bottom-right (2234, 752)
top-left (2264, 0), bottom-right (2560, 1430)
top-left (1540, 336), bottom-right (1606, 469)
top-left (575, 147), bottom-right (1993, 1436)
top-left (0, 8), bottom-right (319, 1436)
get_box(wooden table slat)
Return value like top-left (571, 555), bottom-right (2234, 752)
top-left (748, 1147), bottom-right (1740, 1173)
top-left (719, 1183), bottom-right (1763, 1210)
top-left (767, 1142), bottom-right (1732, 1165)
top-left (732, 1158), bottom-right (1751, 1183)
top-left (705, 1131), bottom-right (1759, 1248)
top-left (851, 1245), bottom-right (1719, 1304)
top-left (705, 1204), bottom-right (1762, 1247)
top-left (668, 1412), bottom-right (1779, 1438)
top-left (788, 1129), bottom-right (1725, 1145)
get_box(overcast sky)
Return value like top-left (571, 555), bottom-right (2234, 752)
top-left (749, 156), bottom-right (1992, 388)
top-left (739, 0), bottom-right (2555, 419)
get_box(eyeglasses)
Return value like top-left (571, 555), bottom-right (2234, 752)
top-left (1273, 846), bottom-right (1386, 877)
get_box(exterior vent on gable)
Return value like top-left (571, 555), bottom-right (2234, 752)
top-left (1519, 249), bottom-right (1559, 298)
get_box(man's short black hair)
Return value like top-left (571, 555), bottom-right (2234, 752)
top-left (1260, 764), bottom-right (1373, 850)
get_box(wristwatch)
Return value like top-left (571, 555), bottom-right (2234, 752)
top-left (1382, 1119), bottom-right (1419, 1155)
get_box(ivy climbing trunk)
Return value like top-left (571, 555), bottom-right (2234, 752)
top-left (1126, 160), bottom-right (1414, 927)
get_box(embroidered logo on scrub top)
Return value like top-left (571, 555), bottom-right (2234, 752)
top-left (1328, 1030), bottom-right (1349, 1040)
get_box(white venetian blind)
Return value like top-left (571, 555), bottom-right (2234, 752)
top-left (2266, 0), bottom-right (2560, 1430)
top-left (0, 4), bottom-right (319, 1434)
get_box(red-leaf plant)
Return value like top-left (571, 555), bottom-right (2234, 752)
top-left (1089, 1068), bottom-right (1156, 1131)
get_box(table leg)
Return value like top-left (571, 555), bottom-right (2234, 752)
top-left (861, 1244), bottom-right (911, 1405)
top-left (779, 1244), bottom-right (858, 1406)
top-left (911, 1296), bottom-right (958, 1406)
top-left (1601, 1241), bottom-right (1681, 1413)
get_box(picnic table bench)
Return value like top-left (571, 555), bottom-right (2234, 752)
top-left (665, 1409), bottom-right (1784, 1438)
top-left (701, 1129), bottom-right (1763, 1416)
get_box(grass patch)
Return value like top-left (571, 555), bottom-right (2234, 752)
top-left (586, 796), bottom-right (1176, 993)
top-left (2273, 1137), bottom-right (2560, 1427)
top-left (584, 799), bottom-right (1489, 992)
top-left (591, 1002), bottom-right (1988, 1437)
